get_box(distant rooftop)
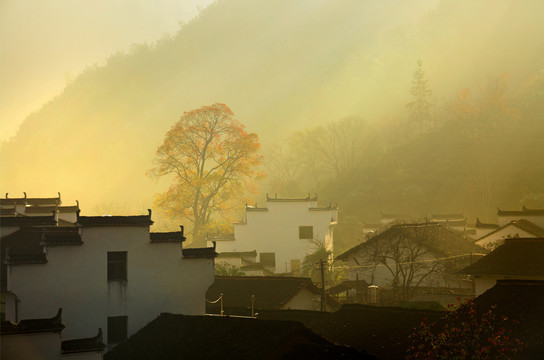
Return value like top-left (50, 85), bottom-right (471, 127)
top-left (475, 218), bottom-right (499, 229)
top-left (498, 206), bottom-right (544, 216)
top-left (266, 193), bottom-right (318, 202)
top-left (0, 192), bottom-right (62, 207)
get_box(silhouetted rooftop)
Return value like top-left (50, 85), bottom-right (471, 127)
top-left (103, 313), bottom-right (371, 360)
top-left (459, 238), bottom-right (544, 276)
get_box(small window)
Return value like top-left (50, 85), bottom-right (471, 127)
top-left (108, 252), bottom-right (127, 281)
top-left (299, 226), bottom-right (313, 239)
top-left (291, 259), bottom-right (301, 273)
top-left (107, 316), bottom-right (128, 344)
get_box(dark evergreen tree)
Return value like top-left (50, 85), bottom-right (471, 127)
top-left (407, 59), bottom-right (433, 128)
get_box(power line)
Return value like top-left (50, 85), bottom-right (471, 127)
top-left (332, 253), bottom-right (487, 270)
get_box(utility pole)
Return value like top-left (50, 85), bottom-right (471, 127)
top-left (319, 259), bottom-right (327, 312)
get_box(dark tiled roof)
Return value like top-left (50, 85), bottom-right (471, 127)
top-left (266, 193), bottom-right (318, 202)
top-left (475, 218), bottom-right (499, 229)
top-left (0, 215), bottom-right (57, 227)
top-left (150, 231), bottom-right (185, 243)
top-left (206, 276), bottom-right (338, 313)
top-left (217, 250), bottom-right (257, 258)
top-left (258, 305), bottom-right (443, 360)
top-left (77, 210), bottom-right (153, 227)
top-left (182, 247), bottom-right (217, 259)
top-left (41, 228), bottom-right (82, 246)
top-left (61, 328), bottom-right (106, 354)
top-left (336, 223), bottom-right (486, 261)
top-left (1, 193), bottom-right (61, 206)
top-left (458, 238), bottom-right (544, 276)
top-left (25, 205), bottom-right (79, 214)
top-left (1, 207), bottom-right (16, 216)
top-left (103, 313), bottom-right (370, 360)
top-left (497, 206), bottom-right (544, 216)
top-left (1, 308), bottom-right (64, 335)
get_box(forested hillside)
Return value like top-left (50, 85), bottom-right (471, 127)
top-left (1, 0), bottom-right (543, 231)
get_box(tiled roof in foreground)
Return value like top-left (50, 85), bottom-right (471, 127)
top-left (103, 313), bottom-right (371, 360)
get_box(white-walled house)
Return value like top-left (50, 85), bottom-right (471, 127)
top-left (474, 219), bottom-right (544, 250)
top-left (210, 195), bottom-right (337, 274)
top-left (2, 209), bottom-right (216, 347)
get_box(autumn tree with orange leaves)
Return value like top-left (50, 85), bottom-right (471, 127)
top-left (149, 103), bottom-right (261, 246)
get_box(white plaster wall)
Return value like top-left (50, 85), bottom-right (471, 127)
top-left (232, 201), bottom-right (336, 273)
top-left (475, 227), bottom-right (497, 239)
top-left (1, 332), bottom-right (60, 360)
top-left (281, 288), bottom-right (320, 311)
top-left (8, 225), bottom-right (214, 342)
top-left (474, 276), bottom-right (499, 297)
top-left (475, 225), bottom-right (536, 250)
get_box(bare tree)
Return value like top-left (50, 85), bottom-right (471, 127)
top-left (362, 223), bottom-right (443, 301)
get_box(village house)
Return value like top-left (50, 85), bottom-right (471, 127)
top-left (458, 237), bottom-right (544, 296)
top-left (474, 218), bottom-right (544, 250)
top-left (1, 308), bottom-right (105, 360)
top-left (209, 194), bottom-right (337, 274)
top-left (1, 193), bottom-right (216, 348)
top-left (336, 223), bottom-right (486, 302)
top-left (206, 276), bottom-right (340, 315)
top-left (470, 207), bottom-right (544, 250)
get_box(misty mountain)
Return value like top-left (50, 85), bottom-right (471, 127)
top-left (1, 0), bottom-right (543, 226)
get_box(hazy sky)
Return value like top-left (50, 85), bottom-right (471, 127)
top-left (0, 0), bottom-right (215, 142)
